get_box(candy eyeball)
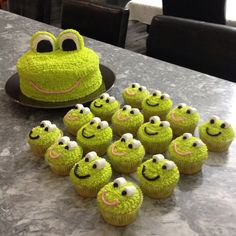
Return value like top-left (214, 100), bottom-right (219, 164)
top-left (152, 90), bottom-right (161, 97)
top-left (130, 108), bottom-right (140, 115)
top-left (120, 133), bottom-right (133, 142)
top-left (84, 151), bottom-right (97, 162)
top-left (149, 116), bottom-right (160, 124)
top-left (177, 103), bottom-right (187, 109)
top-left (162, 161), bottom-right (176, 170)
top-left (186, 107), bottom-right (197, 114)
top-left (113, 177), bottom-right (127, 188)
top-left (159, 121), bottom-right (170, 127)
top-left (58, 136), bottom-right (70, 145)
top-left (182, 133), bottom-right (193, 140)
top-left (122, 105), bottom-right (132, 111)
top-left (152, 154), bottom-right (165, 163)
top-left (209, 115), bottom-right (220, 124)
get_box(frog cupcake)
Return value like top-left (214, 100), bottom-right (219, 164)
top-left (63, 104), bottom-right (94, 136)
top-left (137, 154), bottom-right (179, 199)
top-left (166, 103), bottom-right (200, 137)
top-left (112, 105), bottom-right (144, 136)
top-left (168, 133), bottom-right (208, 174)
top-left (70, 151), bottom-right (112, 197)
top-left (90, 93), bottom-right (120, 122)
top-left (137, 116), bottom-right (173, 154)
top-left (45, 136), bottom-right (83, 176)
top-left (142, 90), bottom-right (173, 121)
top-left (76, 117), bottom-right (112, 156)
top-left (107, 133), bottom-right (145, 173)
top-left (122, 83), bottom-right (150, 109)
top-left (199, 115), bottom-right (235, 152)
top-left (27, 120), bottom-right (62, 157)
top-left (97, 177), bottom-right (143, 226)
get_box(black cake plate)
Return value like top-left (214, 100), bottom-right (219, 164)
top-left (5, 64), bottom-right (115, 109)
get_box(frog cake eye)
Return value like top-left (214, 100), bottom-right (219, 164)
top-left (159, 121), bottom-right (170, 127)
top-left (160, 93), bottom-right (170, 100)
top-left (80, 107), bottom-right (90, 114)
top-left (90, 117), bottom-right (101, 125)
top-left (177, 103), bottom-right (187, 109)
top-left (58, 30), bottom-right (84, 51)
top-left (192, 140), bottom-right (204, 147)
top-left (92, 159), bottom-right (107, 169)
top-left (120, 133), bottom-right (133, 142)
top-left (58, 136), bottom-right (70, 145)
top-left (113, 177), bottom-right (127, 188)
top-left (220, 121), bottom-right (230, 129)
top-left (209, 115), bottom-right (220, 124)
top-left (100, 93), bottom-right (109, 100)
top-left (84, 151), bottom-right (97, 162)
top-left (122, 105), bottom-right (131, 111)
top-left (128, 140), bottom-right (141, 149)
top-left (75, 104), bottom-right (84, 110)
top-left (182, 133), bottom-right (192, 140)
top-left (138, 86), bottom-right (147, 92)
top-left (130, 108), bottom-right (140, 115)
top-left (152, 154), bottom-right (165, 163)
top-left (97, 121), bottom-right (109, 130)
top-left (131, 83), bottom-right (140, 88)
top-left (40, 120), bottom-right (52, 128)
top-left (66, 141), bottom-right (78, 150)
top-left (45, 124), bottom-right (57, 132)
top-left (106, 96), bottom-right (116, 103)
top-left (186, 107), bottom-right (197, 114)
top-left (30, 32), bottom-right (56, 53)
top-left (121, 186), bottom-right (136, 196)
top-left (162, 161), bottom-right (176, 170)
top-left (149, 116), bottom-right (160, 124)
top-left (152, 90), bottom-right (161, 97)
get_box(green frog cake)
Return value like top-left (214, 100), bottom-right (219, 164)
top-left (17, 29), bottom-right (102, 102)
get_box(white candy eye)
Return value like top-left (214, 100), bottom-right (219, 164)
top-left (122, 105), bottom-right (132, 111)
top-left (92, 159), bottom-right (107, 170)
top-left (131, 83), bottom-right (140, 88)
top-left (90, 117), bottom-right (101, 125)
top-left (97, 121), bottom-right (109, 130)
top-left (122, 186), bottom-right (136, 196)
top-left (160, 93), bottom-right (170, 100)
top-left (128, 140), bottom-right (141, 149)
top-left (100, 93), bottom-right (109, 100)
top-left (152, 154), bottom-right (165, 163)
top-left (121, 133), bottom-right (133, 142)
top-left (162, 161), bottom-right (176, 170)
top-left (40, 120), bottom-right (52, 128)
top-left (177, 103), bottom-right (187, 109)
top-left (75, 104), bottom-right (84, 110)
top-left (209, 115), bottom-right (220, 124)
top-left (81, 107), bottom-right (90, 114)
top-left (138, 86), bottom-right (147, 92)
top-left (159, 121), bottom-right (170, 127)
top-left (47, 124), bottom-right (57, 132)
top-left (186, 107), bottom-right (197, 114)
top-left (106, 96), bottom-right (116, 103)
top-left (192, 140), bottom-right (204, 148)
top-left (67, 141), bottom-right (78, 150)
top-left (220, 121), bottom-right (231, 129)
top-left (130, 108), bottom-right (140, 115)
top-left (152, 90), bottom-right (162, 96)
top-left (182, 133), bottom-right (192, 140)
top-left (84, 151), bottom-right (97, 162)
top-left (58, 136), bottom-right (70, 145)
top-left (113, 177), bottom-right (127, 187)
top-left (149, 116), bottom-right (160, 124)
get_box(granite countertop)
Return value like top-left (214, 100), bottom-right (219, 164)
top-left (0, 9), bottom-right (236, 236)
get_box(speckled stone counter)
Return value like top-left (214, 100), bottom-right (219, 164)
top-left (0, 9), bottom-right (236, 236)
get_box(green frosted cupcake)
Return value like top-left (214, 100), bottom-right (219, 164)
top-left (27, 120), bottom-right (63, 157)
top-left (168, 133), bottom-right (208, 174)
top-left (137, 154), bottom-right (179, 199)
top-left (97, 177), bottom-right (143, 226)
top-left (122, 83), bottom-right (150, 109)
top-left (166, 103), bottom-right (200, 137)
top-left (199, 115), bottom-right (235, 152)
top-left (45, 136), bottom-right (83, 176)
top-left (107, 133), bottom-right (145, 173)
top-left (63, 104), bottom-right (94, 136)
top-left (76, 117), bottom-right (112, 156)
top-left (90, 93), bottom-right (120, 122)
top-left (137, 116), bottom-right (173, 154)
top-left (70, 151), bottom-right (112, 197)
top-left (112, 105), bottom-right (144, 136)
top-left (142, 90), bottom-right (172, 121)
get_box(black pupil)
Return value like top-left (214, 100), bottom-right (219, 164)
top-left (36, 40), bottom-right (53, 53)
top-left (178, 106), bottom-right (182, 109)
top-left (193, 143), bottom-right (197, 147)
top-left (130, 110), bottom-right (134, 114)
top-left (160, 123), bottom-right (163, 127)
top-left (221, 123), bottom-right (226, 128)
top-left (128, 144), bottom-right (133, 149)
top-left (90, 121), bottom-right (94, 125)
top-left (100, 96), bottom-right (104, 99)
top-left (183, 136), bottom-right (187, 140)
top-left (44, 127), bottom-right (49, 131)
top-left (85, 158), bottom-right (89, 162)
top-left (40, 124), bottom-right (44, 127)
top-left (121, 138), bottom-right (125, 142)
top-left (122, 190), bottom-right (127, 196)
top-left (153, 158), bottom-right (157, 163)
top-left (62, 39), bottom-right (77, 51)
top-left (160, 95), bottom-right (164, 100)
top-left (162, 165), bottom-right (167, 169)
top-left (97, 125), bottom-right (101, 129)
top-left (153, 93), bottom-right (157, 96)
top-left (139, 87), bottom-right (142, 91)
top-left (186, 110), bottom-right (191, 114)
top-left (65, 146), bottom-right (69, 150)
top-left (80, 110), bottom-right (83, 114)
top-left (59, 142), bottom-right (63, 145)
top-left (151, 120), bottom-right (154, 124)
top-left (210, 119), bottom-right (215, 124)
top-left (113, 182), bottom-right (118, 188)
top-left (123, 107), bottom-right (127, 111)
top-left (106, 99), bottom-right (109, 103)
top-left (93, 164), bottom-right (97, 169)
top-left (132, 85), bottom-right (135, 88)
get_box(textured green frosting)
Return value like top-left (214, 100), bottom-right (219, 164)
top-left (70, 156), bottom-right (112, 187)
top-left (17, 29), bottom-right (102, 102)
top-left (97, 180), bottom-right (143, 214)
top-left (137, 157), bottom-right (179, 189)
top-left (168, 135), bottom-right (208, 164)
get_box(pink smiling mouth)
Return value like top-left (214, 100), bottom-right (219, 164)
top-left (117, 112), bottom-right (130, 121)
top-left (125, 88), bottom-right (136, 96)
top-left (173, 143), bottom-right (192, 156)
top-left (29, 78), bottom-right (83, 94)
top-left (171, 112), bottom-right (185, 123)
top-left (65, 114), bottom-right (80, 121)
top-left (49, 149), bottom-right (62, 159)
top-left (111, 144), bottom-right (126, 156)
top-left (101, 191), bottom-right (119, 206)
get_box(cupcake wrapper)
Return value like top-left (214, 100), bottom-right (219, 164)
top-left (171, 124), bottom-right (197, 137)
top-left (30, 144), bottom-right (48, 158)
top-left (66, 126), bottom-right (78, 136)
top-left (49, 164), bottom-right (74, 176)
top-left (113, 123), bottom-right (139, 137)
top-left (111, 160), bottom-right (142, 174)
top-left (140, 140), bottom-right (170, 154)
top-left (80, 143), bottom-right (110, 156)
top-left (123, 98), bottom-right (142, 110)
top-left (171, 159), bottom-right (203, 175)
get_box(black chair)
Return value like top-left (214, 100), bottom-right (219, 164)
top-left (162, 0), bottom-right (226, 25)
top-left (61, 0), bottom-right (130, 48)
top-left (147, 16), bottom-right (236, 83)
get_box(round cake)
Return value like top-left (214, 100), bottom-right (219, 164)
top-left (17, 29), bottom-right (102, 102)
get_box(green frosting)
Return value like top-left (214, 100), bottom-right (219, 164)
top-left (63, 104), bottom-right (94, 135)
top-left (70, 154), bottom-right (112, 188)
top-left (90, 93), bottom-right (120, 121)
top-left (168, 134), bottom-right (208, 164)
top-left (137, 156), bottom-right (179, 189)
top-left (122, 83), bottom-right (150, 109)
top-left (17, 29), bottom-right (102, 102)
top-left (45, 137), bottom-right (83, 168)
top-left (97, 178), bottom-right (143, 214)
